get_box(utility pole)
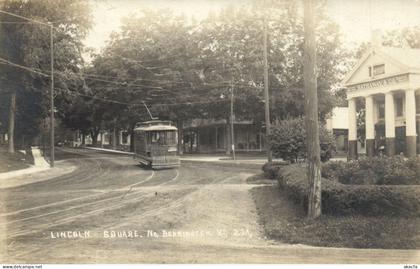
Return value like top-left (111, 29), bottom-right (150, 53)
top-left (230, 81), bottom-right (236, 160)
top-left (303, 0), bottom-right (321, 219)
top-left (263, 15), bottom-right (272, 163)
top-left (8, 92), bottom-right (16, 154)
top-left (49, 23), bottom-right (55, 167)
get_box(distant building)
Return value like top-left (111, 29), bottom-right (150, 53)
top-left (325, 107), bottom-right (349, 153)
top-left (182, 119), bottom-right (265, 154)
top-left (343, 30), bottom-right (420, 159)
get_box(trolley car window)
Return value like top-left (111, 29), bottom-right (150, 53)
top-left (166, 131), bottom-right (177, 145)
top-left (149, 131), bottom-right (177, 145)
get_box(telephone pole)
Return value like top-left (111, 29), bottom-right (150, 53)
top-left (303, 0), bottom-right (321, 219)
top-left (49, 23), bottom-right (55, 167)
top-left (263, 15), bottom-right (272, 163)
top-left (230, 82), bottom-right (236, 160)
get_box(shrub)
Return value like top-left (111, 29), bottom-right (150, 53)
top-left (278, 164), bottom-right (420, 217)
top-left (262, 161), bottom-right (285, 179)
top-left (268, 117), bottom-right (336, 163)
top-left (322, 156), bottom-right (420, 185)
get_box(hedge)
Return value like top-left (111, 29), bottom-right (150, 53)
top-left (263, 163), bottom-right (420, 217)
top-left (322, 156), bottom-right (420, 185)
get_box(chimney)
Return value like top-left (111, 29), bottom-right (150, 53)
top-left (371, 29), bottom-right (383, 48)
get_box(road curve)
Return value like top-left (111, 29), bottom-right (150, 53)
top-left (0, 148), bottom-right (418, 263)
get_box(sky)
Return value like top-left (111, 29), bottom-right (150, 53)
top-left (84, 0), bottom-right (420, 52)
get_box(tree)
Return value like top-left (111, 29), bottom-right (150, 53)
top-left (303, 0), bottom-right (322, 219)
top-left (268, 117), bottom-right (335, 163)
top-left (0, 0), bottom-right (92, 152)
top-left (77, 3), bottom-right (349, 155)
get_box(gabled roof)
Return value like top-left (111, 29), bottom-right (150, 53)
top-left (343, 45), bottom-right (420, 86)
top-left (380, 47), bottom-right (420, 69)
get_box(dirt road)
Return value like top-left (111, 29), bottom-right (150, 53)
top-left (0, 148), bottom-right (418, 263)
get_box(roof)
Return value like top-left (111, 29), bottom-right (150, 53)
top-left (135, 125), bottom-right (178, 131)
top-left (380, 47), bottom-right (420, 70)
top-left (343, 45), bottom-right (420, 85)
top-left (134, 120), bottom-right (178, 132)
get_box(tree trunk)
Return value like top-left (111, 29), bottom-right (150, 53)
top-left (130, 127), bottom-right (135, 152)
top-left (91, 128), bottom-right (99, 147)
top-left (112, 125), bottom-right (117, 150)
top-left (177, 120), bottom-right (183, 155)
top-left (225, 120), bottom-right (231, 155)
top-left (304, 0), bottom-right (322, 219)
top-left (8, 92), bottom-right (16, 154)
top-left (81, 133), bottom-right (86, 146)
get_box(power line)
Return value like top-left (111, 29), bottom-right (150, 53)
top-left (0, 57), bottom-right (49, 77)
top-left (0, 21), bottom-right (35, 24)
top-left (0, 56), bottom-right (263, 93)
top-left (83, 76), bottom-right (164, 90)
top-left (63, 87), bottom-right (230, 108)
top-left (0, 9), bottom-right (50, 26)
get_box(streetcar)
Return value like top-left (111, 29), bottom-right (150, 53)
top-left (133, 120), bottom-right (180, 169)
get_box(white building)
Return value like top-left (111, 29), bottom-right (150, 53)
top-left (343, 31), bottom-right (420, 159)
top-left (325, 107), bottom-right (349, 153)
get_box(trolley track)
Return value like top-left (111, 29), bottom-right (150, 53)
top-left (3, 170), bottom-right (181, 239)
top-left (2, 148), bottom-right (251, 241)
top-left (3, 162), bottom-right (239, 239)
top-left (0, 148), bottom-right (186, 239)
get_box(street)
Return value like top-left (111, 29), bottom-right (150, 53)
top-left (0, 148), bottom-right (418, 263)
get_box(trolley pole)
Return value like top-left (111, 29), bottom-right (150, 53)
top-left (50, 23), bottom-right (55, 167)
top-left (230, 81), bottom-right (236, 160)
top-left (263, 15), bottom-right (272, 163)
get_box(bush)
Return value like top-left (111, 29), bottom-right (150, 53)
top-left (268, 117), bottom-right (336, 163)
top-left (277, 164), bottom-right (420, 217)
top-left (322, 156), bottom-right (420, 185)
top-left (262, 161), bottom-right (285, 179)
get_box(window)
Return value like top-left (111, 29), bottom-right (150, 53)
top-left (150, 131), bottom-right (177, 145)
top-left (395, 97), bottom-right (404, 117)
top-left (368, 66), bottom-right (372, 77)
top-left (373, 64), bottom-right (385, 76)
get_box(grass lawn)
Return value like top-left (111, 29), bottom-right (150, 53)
top-left (250, 176), bottom-right (420, 249)
top-left (0, 146), bottom-right (32, 173)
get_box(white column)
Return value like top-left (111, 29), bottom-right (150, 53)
top-left (348, 98), bottom-right (357, 141)
top-left (119, 131), bottom-right (123, 145)
top-left (405, 89), bottom-right (417, 157)
top-left (385, 92), bottom-right (395, 138)
top-left (100, 132), bottom-right (104, 147)
top-left (365, 95), bottom-right (375, 140)
top-left (406, 89), bottom-right (417, 137)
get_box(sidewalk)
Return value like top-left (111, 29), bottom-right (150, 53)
top-left (85, 147), bottom-right (349, 164)
top-left (0, 147), bottom-right (50, 180)
top-left (84, 147), bottom-right (276, 165)
top-left (0, 147), bottom-right (78, 189)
